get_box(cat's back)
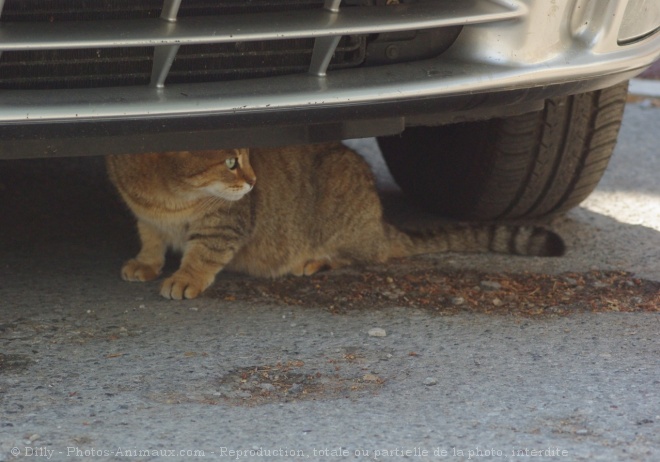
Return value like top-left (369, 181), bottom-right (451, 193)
top-left (105, 153), bottom-right (165, 209)
top-left (249, 142), bottom-right (375, 197)
top-left (106, 153), bottom-right (149, 191)
top-left (250, 141), bottom-right (381, 228)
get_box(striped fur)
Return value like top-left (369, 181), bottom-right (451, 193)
top-left (107, 143), bottom-right (564, 300)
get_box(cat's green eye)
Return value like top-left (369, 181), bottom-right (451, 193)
top-left (225, 158), bottom-right (238, 170)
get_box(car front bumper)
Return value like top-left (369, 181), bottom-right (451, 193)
top-left (0, 0), bottom-right (658, 158)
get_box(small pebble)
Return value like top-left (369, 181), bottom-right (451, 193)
top-left (639, 98), bottom-right (653, 109)
top-left (368, 328), bottom-right (387, 337)
top-left (28, 434), bottom-right (40, 442)
top-left (492, 298), bottom-right (503, 307)
top-left (451, 297), bottom-right (465, 306)
top-left (259, 383), bottom-right (276, 392)
top-left (288, 383), bottom-right (303, 394)
top-left (423, 377), bottom-right (438, 386)
top-left (480, 280), bottom-right (502, 290)
top-left (363, 373), bottom-right (380, 382)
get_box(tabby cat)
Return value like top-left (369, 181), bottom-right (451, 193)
top-left (106, 143), bottom-right (564, 300)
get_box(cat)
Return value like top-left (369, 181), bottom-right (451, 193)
top-left (106, 142), bottom-right (564, 300)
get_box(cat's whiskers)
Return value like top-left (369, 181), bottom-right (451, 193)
top-left (194, 195), bottom-right (222, 213)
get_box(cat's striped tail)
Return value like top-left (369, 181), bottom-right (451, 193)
top-left (389, 224), bottom-right (565, 258)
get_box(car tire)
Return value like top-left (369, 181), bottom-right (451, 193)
top-left (377, 81), bottom-right (629, 220)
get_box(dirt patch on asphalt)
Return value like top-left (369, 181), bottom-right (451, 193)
top-left (215, 360), bottom-right (385, 406)
top-left (0, 353), bottom-right (34, 373)
top-left (148, 357), bottom-right (386, 407)
top-left (626, 94), bottom-right (660, 106)
top-left (209, 266), bottom-right (660, 317)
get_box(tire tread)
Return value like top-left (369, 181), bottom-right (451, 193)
top-left (378, 82), bottom-right (628, 220)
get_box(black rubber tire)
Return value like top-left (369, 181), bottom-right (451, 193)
top-left (378, 82), bottom-right (629, 220)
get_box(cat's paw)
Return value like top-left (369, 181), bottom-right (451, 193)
top-left (121, 259), bottom-right (161, 282)
top-left (291, 259), bottom-right (329, 277)
top-left (293, 258), bottom-right (346, 276)
top-left (302, 259), bottom-right (332, 276)
top-left (160, 271), bottom-right (212, 300)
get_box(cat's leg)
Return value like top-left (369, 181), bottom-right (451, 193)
top-left (121, 221), bottom-right (166, 282)
top-left (160, 242), bottom-right (236, 300)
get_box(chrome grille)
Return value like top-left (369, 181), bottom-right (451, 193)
top-left (0, 0), bottom-right (368, 89)
top-left (0, 36), bottom-right (366, 90)
top-left (0, 0), bottom-right (527, 123)
top-left (166, 36), bottom-right (365, 86)
top-left (0, 47), bottom-right (154, 89)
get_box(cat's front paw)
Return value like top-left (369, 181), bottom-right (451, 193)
top-left (121, 259), bottom-right (162, 282)
top-left (160, 271), bottom-right (212, 300)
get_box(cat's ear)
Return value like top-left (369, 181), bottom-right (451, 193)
top-left (236, 149), bottom-right (256, 187)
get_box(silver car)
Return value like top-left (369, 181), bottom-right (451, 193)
top-left (1, 0), bottom-right (658, 219)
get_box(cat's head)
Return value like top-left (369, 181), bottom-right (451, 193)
top-left (172, 148), bottom-right (255, 201)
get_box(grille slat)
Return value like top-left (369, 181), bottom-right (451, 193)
top-left (0, 1), bottom-right (522, 51)
top-left (0, 47), bottom-right (154, 89)
top-left (0, 0), bottom-right (326, 22)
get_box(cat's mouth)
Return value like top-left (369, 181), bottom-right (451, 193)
top-left (205, 183), bottom-right (253, 201)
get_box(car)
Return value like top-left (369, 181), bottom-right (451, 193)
top-left (1, 0), bottom-right (658, 219)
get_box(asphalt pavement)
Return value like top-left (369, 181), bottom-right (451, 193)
top-left (0, 100), bottom-right (658, 461)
